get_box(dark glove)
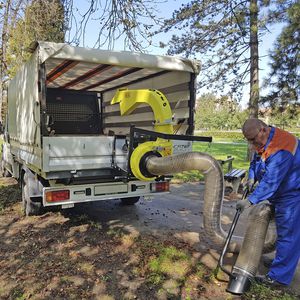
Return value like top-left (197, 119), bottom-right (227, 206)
top-left (243, 179), bottom-right (255, 193)
top-left (236, 198), bottom-right (252, 212)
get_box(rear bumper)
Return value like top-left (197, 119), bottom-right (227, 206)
top-left (43, 180), bottom-right (169, 207)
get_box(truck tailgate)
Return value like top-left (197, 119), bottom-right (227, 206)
top-left (42, 136), bottom-right (117, 172)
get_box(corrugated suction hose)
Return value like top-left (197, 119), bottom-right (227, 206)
top-left (234, 203), bottom-right (273, 275)
top-left (145, 152), bottom-right (276, 253)
top-left (226, 203), bottom-right (274, 294)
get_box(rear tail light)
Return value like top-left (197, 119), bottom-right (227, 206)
top-left (46, 190), bottom-right (70, 202)
top-left (152, 181), bottom-right (170, 192)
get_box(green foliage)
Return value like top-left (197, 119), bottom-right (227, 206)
top-left (148, 246), bottom-right (191, 284)
top-left (195, 93), bottom-right (248, 130)
top-left (243, 282), bottom-right (298, 300)
top-left (159, 0), bottom-right (290, 99)
top-left (262, 1), bottom-right (300, 114)
top-left (158, 0), bottom-right (295, 119)
top-left (7, 0), bottom-right (65, 77)
top-left (268, 107), bottom-right (300, 129)
top-left (10, 287), bottom-right (26, 300)
top-left (27, 0), bottom-right (65, 42)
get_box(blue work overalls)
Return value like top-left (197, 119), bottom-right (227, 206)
top-left (248, 126), bottom-right (300, 285)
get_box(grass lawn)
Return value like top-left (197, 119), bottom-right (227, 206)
top-left (193, 141), bottom-right (249, 169)
top-left (173, 140), bottom-right (249, 182)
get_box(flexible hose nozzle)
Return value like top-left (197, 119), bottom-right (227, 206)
top-left (234, 203), bottom-right (274, 276)
top-left (146, 152), bottom-right (276, 253)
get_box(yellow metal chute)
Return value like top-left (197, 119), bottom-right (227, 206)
top-left (111, 89), bottom-right (174, 181)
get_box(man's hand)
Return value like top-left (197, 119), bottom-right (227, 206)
top-left (236, 198), bottom-right (252, 212)
top-left (244, 179), bottom-right (255, 193)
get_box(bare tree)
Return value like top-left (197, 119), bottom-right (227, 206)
top-left (64, 0), bottom-right (165, 51)
top-left (0, 0), bottom-right (166, 121)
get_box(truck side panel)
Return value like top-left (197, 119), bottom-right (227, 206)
top-left (7, 51), bottom-right (41, 169)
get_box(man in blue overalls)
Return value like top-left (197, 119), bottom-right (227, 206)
top-left (237, 118), bottom-right (300, 287)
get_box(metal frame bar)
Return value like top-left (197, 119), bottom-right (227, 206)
top-left (130, 126), bottom-right (212, 143)
top-left (81, 67), bottom-right (142, 91)
top-left (61, 64), bottom-right (112, 89)
top-left (101, 70), bottom-right (170, 93)
top-left (39, 63), bottom-right (49, 137)
top-left (46, 60), bottom-right (79, 84)
top-left (188, 73), bottom-right (196, 135)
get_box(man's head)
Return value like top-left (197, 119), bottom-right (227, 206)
top-left (242, 118), bottom-right (270, 149)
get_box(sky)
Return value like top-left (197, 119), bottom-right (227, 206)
top-left (68, 0), bottom-right (283, 108)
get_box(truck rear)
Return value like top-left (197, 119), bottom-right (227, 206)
top-left (1, 41), bottom-right (202, 215)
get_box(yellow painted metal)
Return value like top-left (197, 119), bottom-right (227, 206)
top-left (111, 89), bottom-right (173, 134)
top-left (111, 89), bottom-right (175, 181)
top-left (130, 139), bottom-right (173, 181)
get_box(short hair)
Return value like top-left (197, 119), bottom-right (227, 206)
top-left (242, 118), bottom-right (268, 134)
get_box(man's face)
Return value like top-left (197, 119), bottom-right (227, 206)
top-left (244, 127), bottom-right (268, 149)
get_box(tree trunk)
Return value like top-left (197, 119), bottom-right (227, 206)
top-left (249, 0), bottom-right (259, 119)
top-left (247, 0), bottom-right (260, 160)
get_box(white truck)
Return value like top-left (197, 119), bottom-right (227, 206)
top-left (1, 41), bottom-right (208, 215)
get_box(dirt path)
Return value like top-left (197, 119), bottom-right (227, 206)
top-left (0, 178), bottom-right (298, 300)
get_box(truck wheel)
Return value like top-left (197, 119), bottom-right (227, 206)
top-left (120, 196), bottom-right (140, 205)
top-left (21, 175), bottom-right (43, 216)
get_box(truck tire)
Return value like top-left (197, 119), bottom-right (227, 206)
top-left (21, 175), bottom-right (43, 216)
top-left (120, 196), bottom-right (140, 205)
